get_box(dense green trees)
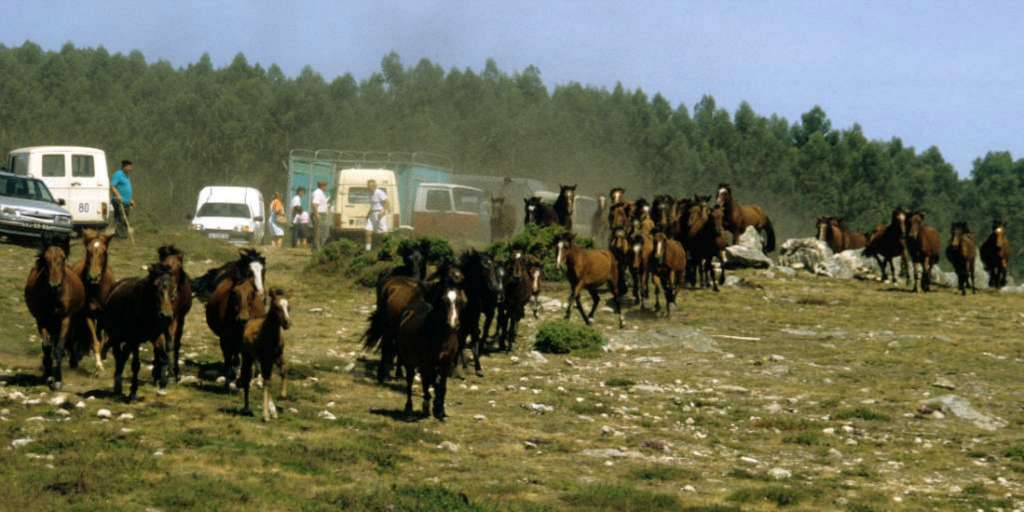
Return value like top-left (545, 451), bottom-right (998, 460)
top-left (1, 41), bottom-right (1021, 263)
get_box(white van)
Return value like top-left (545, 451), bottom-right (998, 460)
top-left (6, 146), bottom-right (111, 229)
top-left (332, 168), bottom-right (401, 238)
top-left (189, 186), bottom-right (265, 245)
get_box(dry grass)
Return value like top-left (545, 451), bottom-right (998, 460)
top-left (1, 231), bottom-right (1023, 511)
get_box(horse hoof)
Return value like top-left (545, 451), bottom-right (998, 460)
top-left (156, 388), bottom-right (168, 397)
top-left (240, 408), bottom-right (253, 417)
top-left (49, 381), bottom-right (62, 391)
top-left (475, 370), bottom-right (484, 378)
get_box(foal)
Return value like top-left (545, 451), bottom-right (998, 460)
top-left (555, 233), bottom-right (624, 328)
top-left (946, 222), bottom-right (977, 296)
top-left (25, 235), bottom-right (85, 390)
top-left (241, 288), bottom-right (291, 421)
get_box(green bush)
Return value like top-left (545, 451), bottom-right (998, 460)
top-left (313, 239), bottom-right (362, 272)
top-left (309, 235), bottom-right (453, 287)
top-left (533, 320), bottom-right (605, 354)
top-left (486, 224), bottom-right (594, 281)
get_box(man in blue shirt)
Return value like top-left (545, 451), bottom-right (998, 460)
top-left (110, 160), bottom-right (134, 237)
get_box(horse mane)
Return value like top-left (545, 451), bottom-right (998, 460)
top-left (158, 244), bottom-right (184, 261)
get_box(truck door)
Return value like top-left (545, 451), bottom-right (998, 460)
top-left (70, 153), bottom-right (107, 224)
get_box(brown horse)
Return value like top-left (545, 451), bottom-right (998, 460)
top-left (946, 222), bottom-right (976, 296)
top-left (683, 200), bottom-right (727, 291)
top-left (906, 211), bottom-right (941, 292)
top-left (864, 209), bottom-right (910, 285)
top-left (628, 231), bottom-right (656, 309)
top-left (496, 250), bottom-right (539, 352)
top-left (70, 229), bottom-right (114, 372)
top-left (524, 197), bottom-right (559, 227)
top-left (555, 232), bottom-right (624, 328)
top-left (817, 217), bottom-right (865, 253)
top-left (608, 201), bottom-right (631, 238)
top-left (609, 187), bottom-right (626, 205)
top-left (554, 184), bottom-right (576, 232)
top-left (103, 264), bottom-right (176, 401)
top-left (608, 227), bottom-right (632, 296)
top-left (241, 288), bottom-right (291, 421)
top-left (364, 275), bottom-right (423, 383)
top-left (192, 248), bottom-right (266, 302)
top-left (490, 196), bottom-right (517, 241)
top-left (456, 250), bottom-right (503, 377)
top-left (206, 275), bottom-right (264, 389)
top-left (980, 220), bottom-right (1010, 288)
top-left (651, 230), bottom-right (686, 317)
top-left (834, 218), bottom-right (867, 251)
top-left (716, 184), bottom-right (776, 252)
top-left (25, 235), bottom-right (85, 390)
top-left (158, 245), bottom-right (192, 382)
top-left (651, 195), bottom-right (676, 232)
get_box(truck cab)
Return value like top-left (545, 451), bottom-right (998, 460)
top-left (190, 186), bottom-right (265, 245)
top-left (6, 146), bottom-right (111, 230)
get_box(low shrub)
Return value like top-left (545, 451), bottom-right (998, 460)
top-left (562, 484), bottom-right (681, 512)
top-left (309, 235), bottom-right (452, 287)
top-left (488, 224), bottom-right (594, 281)
top-left (533, 320), bottom-right (605, 354)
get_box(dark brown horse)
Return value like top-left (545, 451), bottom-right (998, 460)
top-left (555, 232), bottom-right (624, 328)
top-left (192, 248), bottom-right (266, 302)
top-left (946, 222), bottom-right (976, 296)
top-left (25, 235), bottom-right (85, 390)
top-left (524, 197), bottom-right (559, 227)
top-left (609, 187), bottom-right (626, 205)
top-left (206, 275), bottom-right (264, 389)
top-left (716, 184), bottom-right (776, 252)
top-left (457, 250), bottom-right (503, 377)
top-left (70, 229), bottom-right (114, 372)
top-left (651, 195), bottom-right (676, 232)
top-left (103, 264), bottom-right (176, 401)
top-left (496, 250), bottom-right (539, 352)
top-left (651, 230), bottom-right (686, 317)
top-left (365, 275), bottom-right (424, 383)
top-left (608, 201), bottom-right (631, 238)
top-left (628, 231), bottom-right (656, 309)
top-left (241, 288), bottom-right (291, 421)
top-left (906, 211), bottom-right (941, 292)
top-left (683, 200), bottom-right (727, 291)
top-left (864, 209), bottom-right (910, 285)
top-left (554, 184), bottom-right (576, 232)
top-left (490, 196), bottom-right (517, 241)
top-left (980, 220), bottom-right (1010, 288)
top-left (158, 245), bottom-right (192, 382)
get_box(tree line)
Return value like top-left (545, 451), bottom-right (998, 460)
top-left (1, 41), bottom-right (1021, 270)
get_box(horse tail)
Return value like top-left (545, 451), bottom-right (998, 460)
top-left (361, 307), bottom-right (385, 352)
top-left (763, 217), bottom-right (776, 253)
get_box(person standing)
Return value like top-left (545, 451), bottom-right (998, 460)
top-left (311, 181), bottom-right (329, 250)
top-left (110, 160), bottom-right (134, 238)
top-left (365, 179), bottom-right (389, 252)
top-left (269, 192), bottom-right (285, 248)
top-left (290, 187), bottom-right (305, 248)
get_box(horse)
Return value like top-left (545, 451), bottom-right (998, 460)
top-left (608, 201), bottom-right (631, 238)
top-left (715, 184), bottom-right (776, 253)
top-left (192, 248), bottom-right (266, 302)
top-left (834, 218), bottom-right (867, 251)
top-left (496, 250), bottom-right (539, 353)
top-left (683, 200), bottom-right (727, 291)
top-left (395, 261), bottom-right (465, 420)
top-left (628, 231), bottom-right (656, 309)
top-left (554, 184), bottom-right (576, 232)
top-left (158, 245), bottom-right (192, 382)
top-left (651, 230), bottom-right (686, 317)
top-left (555, 232), bottom-right (624, 328)
top-left (103, 264), bottom-right (176, 402)
top-left (523, 197), bottom-right (559, 227)
top-left (817, 217), bottom-right (865, 253)
top-left (206, 274), bottom-right (264, 389)
top-left (240, 288), bottom-right (291, 421)
top-left (490, 196), bottom-right (517, 241)
top-left (651, 195), bottom-right (676, 232)
top-left (364, 275), bottom-right (424, 383)
top-left (457, 250), bottom-right (503, 377)
top-left (864, 208), bottom-right (910, 285)
top-left (24, 235), bottom-right (85, 390)
top-left (609, 187), bottom-right (626, 205)
top-left (980, 220), bottom-right (1010, 288)
top-left (69, 229), bottom-right (114, 372)
top-left (631, 199), bottom-right (655, 237)
top-left (905, 210), bottom-right (941, 292)
top-left (590, 195), bottom-right (609, 246)
top-left (946, 222), bottom-right (977, 296)
top-left (608, 227), bottom-right (632, 297)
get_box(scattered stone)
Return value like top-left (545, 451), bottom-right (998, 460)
top-left (724, 242), bottom-right (772, 270)
top-left (317, 410), bottom-right (337, 421)
top-left (718, 385), bottom-right (749, 394)
top-left (932, 378), bottom-right (956, 390)
top-left (581, 448), bottom-right (642, 459)
top-left (632, 384), bottom-right (663, 393)
top-left (523, 403), bottom-right (554, 413)
top-left (153, 450), bottom-right (164, 457)
top-left (54, 409), bottom-right (70, 417)
top-left (779, 238), bottom-right (832, 272)
top-left (682, 485), bottom-right (696, 493)
top-left (437, 441), bottom-right (459, 453)
top-left (308, 307), bottom-right (324, 314)
top-left (473, 414), bottom-right (487, 422)
top-left (523, 441), bottom-right (538, 450)
top-left (97, 409), bottom-right (112, 419)
top-left (118, 413), bottom-right (134, 421)
top-left (47, 394), bottom-right (67, 406)
top-left (527, 351), bottom-right (548, 364)
top-left (178, 376), bottom-right (199, 385)
top-left (215, 376), bottom-right (227, 385)
top-left (740, 456), bottom-right (760, 465)
top-left (768, 467), bottom-right (792, 480)
top-left (600, 425), bottom-right (618, 436)
top-left (74, 401), bottom-right (86, 409)
top-left (26, 416), bottom-right (45, 422)
top-left (11, 437), bottom-right (33, 448)
top-left (931, 411), bottom-right (946, 420)
top-left (920, 395), bottom-right (1006, 431)
top-left (828, 448), bottom-right (843, 459)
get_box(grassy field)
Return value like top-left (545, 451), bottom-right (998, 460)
top-left (1, 230), bottom-right (1023, 511)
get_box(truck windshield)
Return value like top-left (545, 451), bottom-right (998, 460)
top-left (0, 175), bottom-right (56, 202)
top-left (346, 187), bottom-right (370, 204)
top-left (196, 202), bottom-right (251, 218)
top-left (453, 189), bottom-right (484, 213)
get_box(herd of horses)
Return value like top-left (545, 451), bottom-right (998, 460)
top-left (18, 183), bottom-right (1015, 423)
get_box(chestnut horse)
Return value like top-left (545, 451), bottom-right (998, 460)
top-left (817, 217), bottom-right (866, 253)
top-left (946, 222), bottom-right (976, 296)
top-left (70, 229), bottom-right (114, 371)
top-left (25, 235), bottom-right (85, 390)
top-left (980, 220), bottom-right (1010, 288)
top-left (651, 195), bottom-right (676, 232)
top-left (103, 264), bottom-right (176, 401)
top-left (864, 208), bottom-right (910, 285)
top-left (490, 196), bottom-right (517, 241)
top-left (906, 211), bottom-right (941, 292)
top-left (651, 230), bottom-right (686, 317)
top-left (554, 184), bottom-right (576, 232)
top-left (716, 184), bottom-right (776, 252)
top-left (192, 249), bottom-right (266, 302)
top-left (628, 231), bottom-right (656, 309)
top-left (206, 275), bottom-right (264, 389)
top-left (555, 232), bottom-right (624, 328)
top-left (158, 245), bottom-right (192, 381)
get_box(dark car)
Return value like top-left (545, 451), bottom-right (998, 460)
top-left (0, 171), bottom-right (74, 239)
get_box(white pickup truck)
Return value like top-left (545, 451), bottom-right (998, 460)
top-left (6, 146), bottom-right (112, 230)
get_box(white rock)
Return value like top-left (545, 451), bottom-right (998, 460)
top-left (768, 467), bottom-right (792, 480)
top-left (473, 414), bottom-right (487, 422)
top-left (11, 437), bottom-right (33, 448)
top-left (118, 413), bottom-right (134, 421)
top-left (740, 456), bottom-right (760, 465)
top-left (523, 403), bottom-right (554, 413)
top-left (74, 401), bottom-right (86, 409)
top-left (682, 485), bottom-right (696, 493)
top-left (97, 409), bottom-right (112, 419)
top-left (178, 376), bottom-right (199, 385)
top-left (153, 450), bottom-right (164, 457)
top-left (26, 416), bottom-right (45, 422)
top-left (55, 409), bottom-right (70, 417)
top-left (47, 394), bottom-right (67, 406)
top-left (601, 425), bottom-right (618, 436)
top-left (527, 351), bottom-right (548, 363)
top-left (437, 441), bottom-right (459, 453)
top-left (317, 410), bottom-right (336, 421)
top-left (828, 448), bottom-right (843, 459)
top-left (215, 376), bottom-right (227, 385)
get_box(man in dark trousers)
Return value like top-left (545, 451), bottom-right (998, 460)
top-left (110, 160), bottom-right (134, 237)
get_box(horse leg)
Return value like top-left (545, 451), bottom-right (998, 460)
top-left (472, 324), bottom-right (484, 377)
top-left (261, 360), bottom-right (273, 422)
top-left (609, 278), bottom-right (625, 329)
top-left (153, 332), bottom-right (170, 392)
top-left (172, 319), bottom-right (184, 382)
top-left (574, 283), bottom-right (590, 324)
top-left (717, 252), bottom-right (726, 285)
top-left (564, 285), bottom-right (575, 320)
top-left (127, 344), bottom-right (141, 403)
top-left (421, 368), bottom-right (434, 417)
top-left (277, 355), bottom-right (288, 400)
top-left (496, 307), bottom-right (508, 352)
top-left (240, 352), bottom-right (253, 416)
top-left (86, 317), bottom-right (104, 373)
top-left (630, 267), bottom-right (640, 305)
top-left (403, 365), bottom-right (415, 416)
top-left (481, 308), bottom-right (495, 343)
top-left (39, 326), bottom-right (53, 383)
top-left (112, 340), bottom-right (126, 398)
top-left (709, 258), bottom-right (720, 292)
top-left (969, 261), bottom-right (976, 294)
top-left (433, 370), bottom-right (449, 421)
top-left (50, 318), bottom-right (71, 391)
top-left (587, 286), bottom-right (600, 320)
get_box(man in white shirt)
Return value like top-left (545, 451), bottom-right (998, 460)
top-left (365, 179), bottom-right (389, 252)
top-left (311, 181), bottom-right (329, 250)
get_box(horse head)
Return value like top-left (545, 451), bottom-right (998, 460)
top-left (555, 232), bottom-right (576, 271)
top-left (597, 195), bottom-right (607, 210)
top-left (82, 229), bottom-right (113, 285)
top-left (158, 244), bottom-right (184, 276)
top-left (480, 253), bottom-right (503, 301)
top-left (891, 208), bottom-right (908, 237)
top-left (715, 184), bottom-right (732, 207)
top-left (269, 288), bottom-right (291, 330)
top-left (559, 184), bottom-right (577, 215)
top-left (652, 231), bottom-right (667, 264)
top-left (38, 234), bottom-right (70, 290)
top-left (147, 263), bottom-right (176, 320)
top-left (827, 217), bottom-right (845, 244)
top-left (231, 278), bottom-right (261, 323)
top-left (609, 228), bottom-right (630, 258)
top-left (992, 219), bottom-right (1006, 237)
top-left (710, 205), bottom-right (726, 234)
top-left (609, 187), bottom-right (625, 204)
top-left (816, 217), bottom-right (829, 241)
top-left (238, 249), bottom-right (267, 296)
top-left (907, 210), bottom-right (925, 239)
top-left (629, 233), bottom-right (646, 268)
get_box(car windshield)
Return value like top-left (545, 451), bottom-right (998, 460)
top-left (0, 175), bottom-right (56, 202)
top-left (453, 188), bottom-right (484, 213)
top-left (196, 202), bottom-right (251, 218)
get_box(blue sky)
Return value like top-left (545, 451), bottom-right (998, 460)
top-left (3, 0), bottom-right (1022, 176)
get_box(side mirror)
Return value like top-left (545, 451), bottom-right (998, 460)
top-left (185, 214), bottom-right (194, 221)
top-left (253, 216), bottom-right (264, 222)
top-left (57, 198), bottom-right (66, 206)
